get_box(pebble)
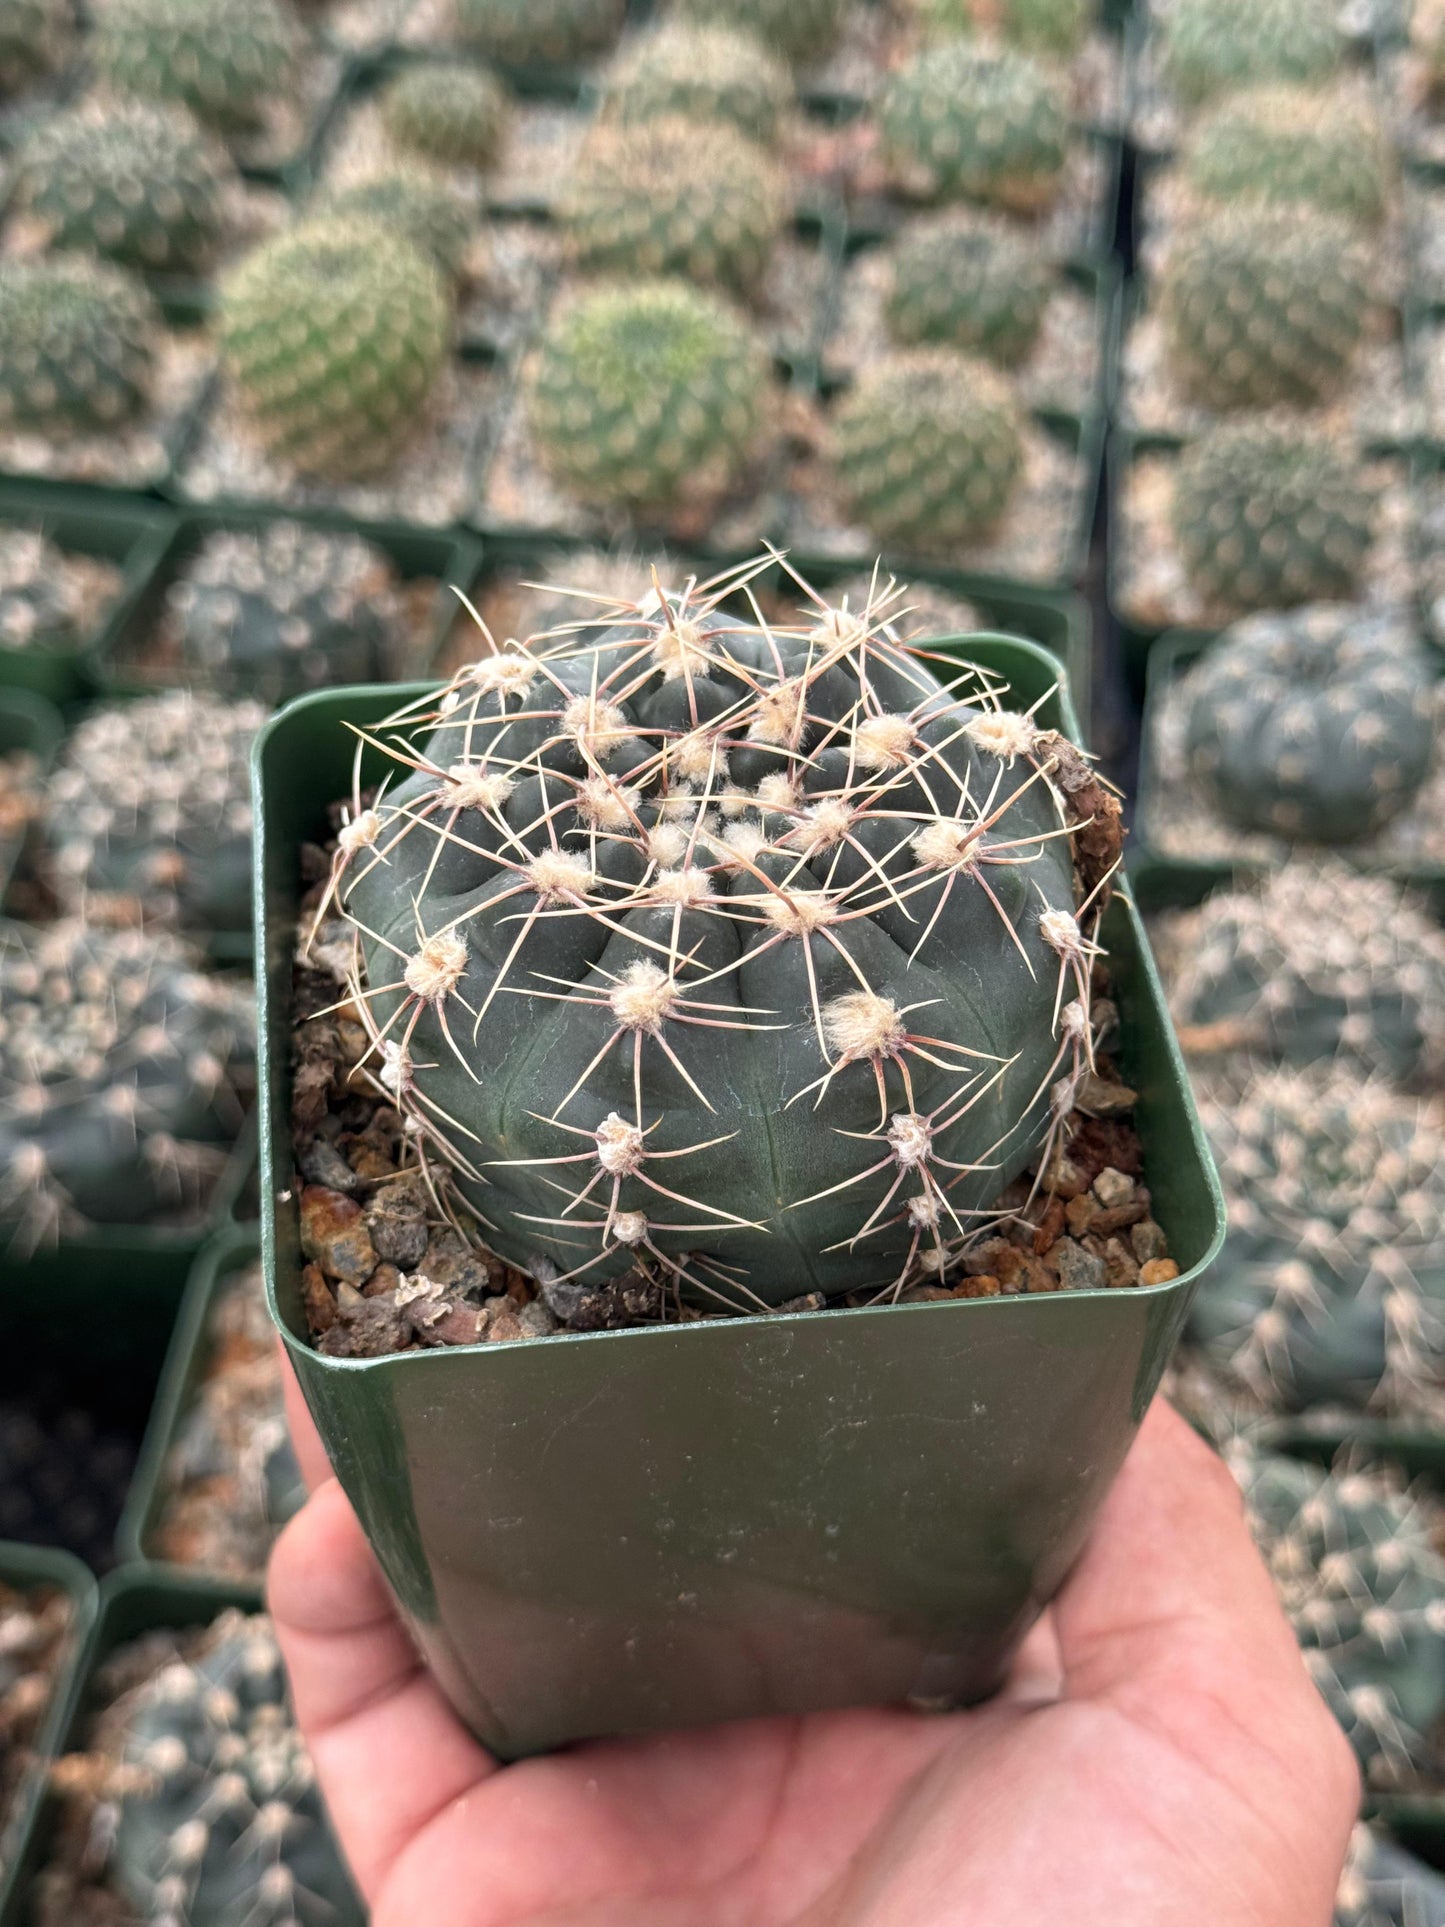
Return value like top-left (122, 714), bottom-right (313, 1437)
top-left (1050, 1239), bottom-right (1109, 1292)
top-left (1092, 1166), bottom-right (1134, 1209)
top-left (1139, 1259), bottom-right (1181, 1287)
top-left (299, 1185), bottom-right (377, 1286)
top-left (1131, 1220), bottom-right (1169, 1265)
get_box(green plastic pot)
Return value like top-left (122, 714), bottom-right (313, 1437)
top-left (0, 685), bottom-right (62, 906)
top-left (252, 637), bottom-right (1225, 1759)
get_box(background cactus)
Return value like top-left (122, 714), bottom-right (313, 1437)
top-left (1179, 606), bottom-right (1435, 845)
top-left (91, 0), bottom-right (301, 135)
top-left (1182, 84), bottom-right (1392, 227)
top-left (563, 118), bottom-right (786, 300)
top-left (1159, 206), bottom-right (1374, 411)
top-left (883, 208), bottom-right (1052, 366)
top-left (1336, 1827), bottom-right (1445, 1926)
top-left (0, 530), bottom-right (90, 651)
top-left (0, 0), bottom-right (71, 96)
top-left (675, 0), bottom-right (845, 66)
top-left (908, 0), bottom-right (1091, 57)
top-left (0, 255), bottom-right (158, 435)
top-left (1157, 0), bottom-right (1342, 106)
top-left (600, 20), bottom-right (793, 146)
top-left (379, 59), bottom-right (509, 171)
top-left (525, 278), bottom-right (772, 515)
top-left (830, 348), bottom-right (1025, 552)
top-left (452, 0), bottom-right (623, 66)
top-left (1413, 0), bottom-right (1445, 109)
top-left (1170, 422), bottom-right (1377, 616)
top-left (218, 215), bottom-right (452, 480)
top-left (880, 41), bottom-right (1069, 214)
top-left (313, 172), bottom-right (478, 282)
top-left (0, 920), bottom-right (253, 1243)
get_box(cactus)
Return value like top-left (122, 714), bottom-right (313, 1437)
top-left (0, 529), bottom-right (90, 652)
top-left (1157, 860), bottom-right (1445, 1085)
top-left (883, 208), bottom-right (1052, 367)
top-left (103, 1612), bottom-right (364, 1926)
top-left (0, 920), bottom-right (253, 1243)
top-left (166, 522), bottom-right (401, 706)
top-left (674, 0), bottom-right (845, 66)
top-left (379, 59), bottom-right (509, 171)
top-left (563, 118), bottom-right (786, 300)
top-left (1413, 0), bottom-right (1445, 110)
top-left (15, 97), bottom-right (234, 276)
top-left (336, 564), bottom-right (1111, 1305)
top-left (0, 0), bottom-right (70, 96)
top-left (600, 21), bottom-right (793, 147)
top-left (1170, 422), bottom-right (1376, 617)
top-left (43, 692), bottom-right (264, 935)
top-left (880, 41), bottom-right (1069, 214)
top-left (91, 0), bottom-right (300, 136)
top-left (1179, 605), bottom-right (1435, 846)
top-left (452, 0), bottom-right (623, 66)
top-left (1336, 1827), bottom-right (1445, 1927)
top-left (0, 254), bottom-right (158, 435)
top-left (1157, 0), bottom-right (1342, 106)
top-left (218, 215), bottom-right (452, 480)
top-left (313, 171), bottom-right (477, 282)
top-left (1182, 84), bottom-right (1392, 227)
top-left (909, 0), bottom-right (1091, 57)
top-left (830, 348), bottom-right (1025, 553)
top-left (525, 278), bottom-right (772, 515)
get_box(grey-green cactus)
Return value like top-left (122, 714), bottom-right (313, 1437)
top-left (909, 0), bottom-right (1091, 57)
top-left (563, 117), bottom-right (786, 300)
top-left (0, 254), bottom-right (158, 435)
top-left (91, 0), bottom-right (301, 135)
top-left (452, 0), bottom-right (623, 66)
top-left (1170, 422), bottom-right (1377, 617)
top-left (0, 0), bottom-right (70, 96)
top-left (880, 41), bottom-right (1069, 214)
top-left (379, 59), bottom-right (509, 171)
top-left (1182, 84), bottom-right (1392, 227)
top-left (830, 348), bottom-right (1025, 553)
top-left (1179, 606), bottom-right (1435, 845)
top-left (43, 692), bottom-right (263, 935)
top-left (600, 20), bottom-right (793, 146)
top-left (336, 568), bottom-right (1108, 1303)
top-left (525, 278), bottom-right (773, 516)
top-left (674, 0), bottom-right (845, 66)
top-left (0, 920), bottom-right (253, 1243)
top-left (218, 215), bottom-right (452, 480)
top-left (313, 171), bottom-right (478, 282)
top-left (1336, 1828), bottom-right (1445, 1927)
top-left (1157, 0), bottom-right (1343, 106)
top-left (884, 208), bottom-right (1052, 367)
top-left (0, 529), bottom-right (90, 652)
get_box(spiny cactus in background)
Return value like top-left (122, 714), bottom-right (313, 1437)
top-left (1180, 606), bottom-right (1435, 845)
top-left (1336, 1827), bottom-right (1445, 1927)
top-left (0, 921), bottom-right (252, 1244)
top-left (44, 692), bottom-right (263, 934)
top-left (830, 349), bottom-right (1025, 553)
top-left (1233, 1451), bottom-right (1445, 1778)
top-left (218, 215), bottom-right (452, 480)
top-left (167, 522), bottom-right (401, 705)
top-left (0, 0), bottom-right (70, 95)
top-left (1170, 422), bottom-right (1377, 617)
top-left (1157, 0), bottom-right (1342, 106)
top-left (1412, 0), bottom-right (1445, 110)
top-left (1182, 85), bottom-right (1392, 227)
top-left (525, 278), bottom-right (772, 516)
top-left (335, 560), bottom-right (1114, 1304)
top-left (452, 0), bottom-right (623, 66)
top-left (880, 41), bottom-right (1068, 214)
top-left (884, 208), bottom-right (1052, 367)
top-left (15, 97), bottom-right (235, 276)
top-left (0, 530), bottom-right (90, 651)
top-left (909, 0), bottom-right (1091, 58)
top-left (1156, 860), bottom-right (1445, 1084)
top-left (99, 1613), bottom-right (364, 1926)
top-left (600, 20), bottom-right (793, 146)
top-left (675, 0), bottom-right (845, 66)
top-left (91, 0), bottom-right (300, 135)
top-left (379, 59), bottom-right (509, 171)
top-left (563, 118), bottom-right (786, 300)
top-left (313, 171), bottom-right (478, 282)
top-left (0, 255), bottom-right (158, 436)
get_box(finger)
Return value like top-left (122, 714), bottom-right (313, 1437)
top-left (277, 1341), bottom-right (334, 1493)
top-left (268, 1478), bottom-right (497, 1901)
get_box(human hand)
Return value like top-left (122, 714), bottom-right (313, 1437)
top-left (269, 1381), bottom-right (1359, 1927)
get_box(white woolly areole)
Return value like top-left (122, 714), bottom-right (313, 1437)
top-left (748, 678), bottom-right (807, 747)
top-left (789, 798), bottom-right (853, 853)
top-left (442, 763), bottom-right (515, 814)
top-left (823, 989), bottom-right (907, 1062)
top-left (338, 808), bottom-right (383, 855)
top-left (594, 1111), bottom-right (645, 1177)
top-left (766, 891), bottom-right (837, 935)
top-left (404, 929), bottom-right (468, 1002)
top-left (720, 785), bottom-right (752, 818)
top-left (612, 1210), bottom-right (648, 1245)
top-left (755, 771), bottom-right (799, 812)
top-left (1040, 908), bottom-right (1085, 959)
top-left (649, 865), bottom-right (714, 906)
top-left (608, 959), bottom-right (680, 1032)
top-left (468, 652), bottom-right (537, 700)
top-left (965, 710), bottom-right (1039, 761)
top-left (812, 606), bottom-right (870, 649)
top-left (527, 848), bottom-right (594, 900)
top-left (379, 1041), bottom-right (412, 1094)
top-left (671, 727), bottom-right (727, 784)
top-left (889, 1112), bottom-right (933, 1168)
top-left (907, 1191), bottom-right (939, 1227)
top-left (716, 820), bottom-right (770, 869)
top-left (647, 822), bottom-right (691, 869)
top-left (651, 617), bottom-right (713, 681)
top-left (562, 694), bottom-right (630, 753)
top-left (1060, 998), bottom-right (1090, 1040)
top-left (574, 775), bottom-right (640, 829)
top-left (911, 820), bottom-right (981, 872)
top-left (853, 713), bottom-right (916, 770)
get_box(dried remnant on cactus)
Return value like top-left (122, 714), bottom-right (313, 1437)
top-left (600, 20), bottom-right (794, 146)
top-left (880, 41), bottom-right (1069, 214)
top-left (0, 254), bottom-right (159, 436)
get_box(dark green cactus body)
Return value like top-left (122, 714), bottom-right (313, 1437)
top-left (1183, 85), bottom-right (1391, 226)
top-left (341, 594), bottom-right (1096, 1304)
top-left (831, 348), bottom-right (1024, 552)
top-left (380, 60), bottom-right (509, 171)
top-left (0, 0), bottom-right (70, 95)
top-left (1180, 606), bottom-right (1435, 845)
top-left (1336, 1830), bottom-right (1445, 1927)
top-left (880, 41), bottom-right (1068, 214)
top-left (884, 209), bottom-right (1051, 366)
top-left (91, 0), bottom-right (300, 134)
top-left (1158, 0), bottom-right (1342, 106)
top-left (911, 0), bottom-right (1091, 57)
top-left (675, 0), bottom-right (844, 65)
top-left (1171, 423), bottom-right (1376, 616)
top-left (0, 529), bottom-right (87, 651)
top-left (453, 0), bottom-right (623, 66)
top-left (314, 172), bottom-right (477, 281)
top-left (0, 254), bottom-right (158, 434)
top-left (601, 21), bottom-right (793, 146)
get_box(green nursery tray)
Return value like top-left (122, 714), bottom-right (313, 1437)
top-left (0, 687), bottom-right (62, 907)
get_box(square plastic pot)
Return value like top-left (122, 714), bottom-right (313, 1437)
top-left (0, 686), bottom-right (62, 904)
top-left (252, 637), bottom-right (1225, 1760)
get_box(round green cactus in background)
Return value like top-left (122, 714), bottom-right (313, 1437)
top-left (909, 0), bottom-right (1091, 58)
top-left (600, 20), bottom-right (794, 145)
top-left (0, 0), bottom-right (71, 96)
top-left (453, 0), bottom-right (623, 65)
top-left (91, 0), bottom-right (301, 134)
top-left (313, 171), bottom-right (478, 282)
top-left (1335, 1828), bottom-right (1445, 1927)
top-left (675, 0), bottom-right (845, 66)
top-left (1157, 0), bottom-right (1342, 105)
top-left (884, 208), bottom-right (1052, 365)
top-left (880, 39), bottom-right (1068, 213)
top-left (379, 59), bottom-right (510, 171)
top-left (0, 254), bottom-right (158, 434)
top-left (1182, 84), bottom-right (1392, 226)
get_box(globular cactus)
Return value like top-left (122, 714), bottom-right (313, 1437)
top-left (1170, 422), bottom-right (1377, 617)
top-left (0, 920), bottom-right (253, 1244)
top-left (1233, 1451), bottom-right (1445, 1779)
top-left (1179, 606), bottom-right (1435, 846)
top-left (0, 529), bottom-right (90, 651)
top-left (600, 21), bottom-right (793, 147)
top-left (880, 41), bottom-right (1068, 215)
top-left (1159, 206), bottom-right (1373, 412)
top-left (15, 97), bottom-right (235, 276)
top-left (525, 278), bottom-right (772, 516)
top-left (883, 208), bottom-right (1052, 367)
top-left (218, 215), bottom-right (452, 480)
top-left (908, 0), bottom-right (1091, 58)
top-left (1189, 1068), bottom-right (1445, 1418)
top-left (452, 0), bottom-right (623, 66)
top-left (91, 0), bottom-right (301, 136)
top-left (43, 692), bottom-right (263, 935)
top-left (563, 118), bottom-right (786, 300)
top-left (379, 59), bottom-right (509, 171)
top-left (1336, 1827), bottom-right (1445, 1927)
top-left (313, 171), bottom-right (477, 282)
top-left (675, 0), bottom-right (845, 66)
top-left (830, 349), bottom-right (1025, 552)
top-left (0, 0), bottom-right (71, 96)
top-left (1156, 0), bottom-right (1342, 106)
top-left (1182, 84), bottom-right (1392, 227)
top-left (0, 254), bottom-right (158, 435)
top-left (1413, 0), bottom-right (1445, 110)
top-left (336, 568), bottom-right (1111, 1304)
top-left (1157, 860), bottom-right (1445, 1085)
top-left (166, 522), bottom-right (401, 706)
